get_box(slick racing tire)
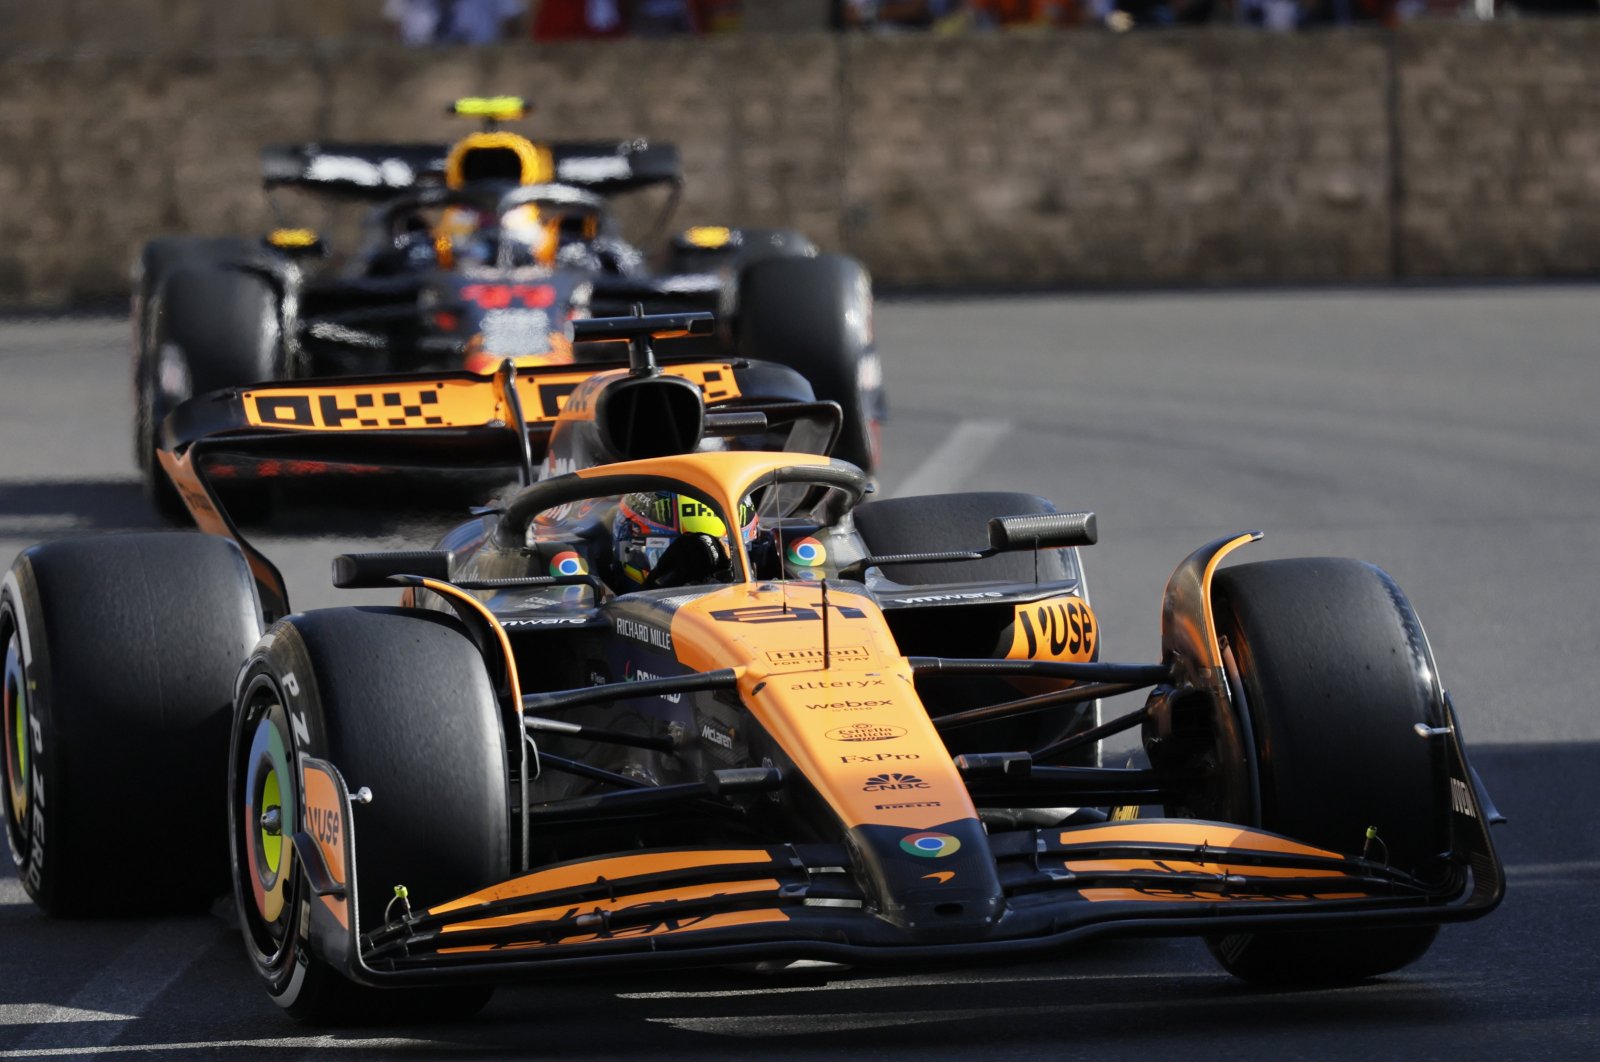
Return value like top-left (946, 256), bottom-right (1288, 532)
top-left (231, 607), bottom-right (508, 1023)
top-left (138, 263), bottom-right (284, 521)
top-left (1, 533), bottom-right (263, 915)
top-left (667, 227), bottom-right (816, 276)
top-left (854, 492), bottom-right (1095, 760)
top-left (1203, 558), bottom-right (1450, 986)
top-left (132, 237), bottom-right (261, 356)
top-left (736, 254), bottom-right (883, 474)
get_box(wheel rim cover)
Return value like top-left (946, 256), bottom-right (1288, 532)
top-left (242, 709), bottom-right (294, 929)
top-left (2, 632), bottom-right (26, 826)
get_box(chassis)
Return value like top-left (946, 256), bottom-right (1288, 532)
top-left (4, 315), bottom-right (1502, 1021)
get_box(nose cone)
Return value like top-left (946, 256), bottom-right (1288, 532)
top-left (848, 820), bottom-right (1004, 940)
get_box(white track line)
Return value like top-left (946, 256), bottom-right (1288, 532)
top-left (9, 919), bottom-right (225, 1056)
top-left (0, 877), bottom-right (28, 906)
top-left (0, 1006), bottom-right (131, 1025)
top-left (1503, 860), bottom-right (1600, 876)
top-left (646, 982), bottom-right (1436, 1036)
top-left (0, 1036), bottom-right (438, 1058)
top-left (618, 970), bottom-right (1220, 1000)
top-left (889, 418), bottom-right (1011, 499)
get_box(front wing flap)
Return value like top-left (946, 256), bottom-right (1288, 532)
top-left (302, 718), bottom-right (1502, 986)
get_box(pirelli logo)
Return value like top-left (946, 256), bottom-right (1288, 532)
top-left (248, 387), bottom-right (451, 430)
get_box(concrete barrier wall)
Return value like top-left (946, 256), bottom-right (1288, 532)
top-left (2, 22), bottom-right (1599, 306)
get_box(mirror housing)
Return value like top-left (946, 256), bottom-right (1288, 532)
top-left (988, 512), bottom-right (1097, 551)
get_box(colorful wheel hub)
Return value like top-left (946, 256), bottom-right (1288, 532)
top-left (242, 708), bottom-right (295, 928)
top-left (3, 631), bottom-right (27, 824)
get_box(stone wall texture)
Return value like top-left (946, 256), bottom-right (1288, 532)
top-left (2, 21), bottom-right (1599, 306)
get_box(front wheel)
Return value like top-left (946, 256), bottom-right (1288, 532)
top-left (1203, 557), bottom-right (1451, 986)
top-left (230, 607), bottom-right (509, 1022)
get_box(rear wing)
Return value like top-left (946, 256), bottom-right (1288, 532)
top-left (262, 140), bottom-right (681, 199)
top-left (156, 321), bottom-right (834, 622)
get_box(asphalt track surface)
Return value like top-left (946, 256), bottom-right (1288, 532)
top-left (1, 288), bottom-right (1597, 1059)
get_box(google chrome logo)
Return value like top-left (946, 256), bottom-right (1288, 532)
top-left (900, 832), bottom-right (961, 858)
top-left (786, 537), bottom-right (827, 567)
top-left (549, 550), bottom-right (587, 577)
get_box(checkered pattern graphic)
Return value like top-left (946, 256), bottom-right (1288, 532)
top-left (698, 369), bottom-right (733, 402)
top-left (346, 389), bottom-right (444, 428)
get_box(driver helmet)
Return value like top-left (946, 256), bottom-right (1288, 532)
top-left (613, 491), bottom-right (758, 587)
top-left (500, 203), bottom-right (560, 268)
top-left (435, 204), bottom-right (494, 267)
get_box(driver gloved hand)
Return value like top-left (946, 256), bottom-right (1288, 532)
top-left (643, 532), bottom-right (731, 590)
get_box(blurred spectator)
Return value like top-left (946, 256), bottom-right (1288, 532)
top-left (385, 0), bottom-right (446, 44)
top-left (968, 0), bottom-right (1071, 25)
top-left (532, 0), bottom-right (742, 37)
top-left (532, 0), bottom-right (628, 38)
top-left (836, 1), bottom-right (965, 29)
top-left (387, 0), bottom-right (526, 43)
top-left (632, 0), bottom-right (700, 34)
top-left (442, 0), bottom-right (527, 42)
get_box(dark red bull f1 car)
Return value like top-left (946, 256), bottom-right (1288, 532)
top-left (132, 98), bottom-right (882, 515)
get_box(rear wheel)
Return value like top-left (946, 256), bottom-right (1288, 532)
top-left (1203, 557), bottom-right (1450, 985)
top-left (230, 607), bottom-right (508, 1023)
top-left (1, 533), bottom-right (262, 915)
top-left (138, 264), bottom-right (284, 520)
top-left (736, 254), bottom-right (882, 474)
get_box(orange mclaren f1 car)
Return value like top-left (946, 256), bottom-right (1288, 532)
top-left (2, 315), bottom-right (1502, 1021)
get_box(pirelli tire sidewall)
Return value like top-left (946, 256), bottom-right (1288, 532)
top-left (230, 607), bottom-right (510, 1017)
top-left (230, 626), bottom-right (334, 1010)
top-left (1, 560), bottom-right (54, 907)
top-left (2, 534), bottom-right (262, 916)
top-left (141, 262), bottom-right (287, 519)
top-left (735, 253), bottom-right (881, 474)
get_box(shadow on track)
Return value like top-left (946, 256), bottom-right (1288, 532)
top-left (0, 479), bottom-right (166, 536)
top-left (0, 472), bottom-right (513, 545)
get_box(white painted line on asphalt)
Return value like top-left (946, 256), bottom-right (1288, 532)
top-left (0, 1005), bottom-right (133, 1025)
top-left (1502, 860), bottom-right (1600, 886)
top-left (888, 418), bottom-right (1011, 499)
top-left (0, 877), bottom-right (28, 906)
top-left (1504, 860), bottom-right (1600, 877)
top-left (618, 970), bottom-right (1220, 1000)
top-left (645, 983), bottom-right (1438, 1036)
top-left (9, 919), bottom-right (226, 1056)
top-left (0, 1036), bottom-right (440, 1058)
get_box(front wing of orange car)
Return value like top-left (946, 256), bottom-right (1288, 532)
top-left (287, 707), bottom-right (1501, 986)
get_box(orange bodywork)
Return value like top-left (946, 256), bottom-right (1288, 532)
top-left (301, 761), bottom-right (351, 930)
top-left (672, 583), bottom-right (978, 833)
top-left (238, 363), bottom-right (740, 434)
top-left (430, 849), bottom-right (775, 916)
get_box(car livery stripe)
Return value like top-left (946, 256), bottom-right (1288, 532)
top-left (428, 849), bottom-right (774, 915)
top-left (238, 363), bottom-right (740, 432)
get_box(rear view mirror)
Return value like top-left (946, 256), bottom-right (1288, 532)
top-left (988, 512), bottom-right (1097, 551)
